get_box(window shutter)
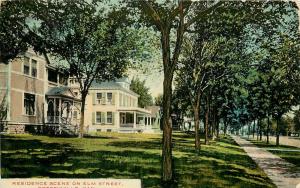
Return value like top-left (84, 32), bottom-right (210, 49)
top-left (112, 92), bottom-right (115, 105)
top-left (101, 112), bottom-right (106, 124)
top-left (102, 92), bottom-right (106, 104)
top-left (92, 93), bottom-right (96, 105)
top-left (92, 112), bottom-right (95, 125)
top-left (112, 112), bottom-right (115, 125)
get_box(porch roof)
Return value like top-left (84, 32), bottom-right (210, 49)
top-left (46, 87), bottom-right (80, 101)
top-left (118, 107), bottom-right (151, 115)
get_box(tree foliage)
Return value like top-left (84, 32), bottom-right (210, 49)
top-left (130, 78), bottom-right (153, 108)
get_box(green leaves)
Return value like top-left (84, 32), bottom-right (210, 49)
top-left (130, 78), bottom-right (153, 108)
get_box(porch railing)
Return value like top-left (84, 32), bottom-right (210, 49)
top-left (120, 123), bottom-right (134, 128)
top-left (119, 123), bottom-right (151, 129)
top-left (46, 116), bottom-right (79, 125)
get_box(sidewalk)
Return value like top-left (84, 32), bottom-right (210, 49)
top-left (232, 136), bottom-right (300, 188)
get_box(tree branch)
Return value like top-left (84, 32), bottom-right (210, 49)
top-left (140, 0), bottom-right (164, 31)
top-left (184, 1), bottom-right (223, 30)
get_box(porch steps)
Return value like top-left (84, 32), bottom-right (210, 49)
top-left (44, 123), bottom-right (78, 136)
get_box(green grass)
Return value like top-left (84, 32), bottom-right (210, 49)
top-left (1, 133), bottom-right (275, 188)
top-left (249, 139), bottom-right (300, 168)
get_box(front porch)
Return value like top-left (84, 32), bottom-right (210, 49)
top-left (118, 108), bottom-right (153, 133)
top-left (45, 87), bottom-right (80, 135)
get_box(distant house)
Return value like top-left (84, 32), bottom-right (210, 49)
top-left (0, 49), bottom-right (80, 134)
top-left (69, 77), bottom-right (156, 133)
top-left (146, 106), bottom-right (161, 132)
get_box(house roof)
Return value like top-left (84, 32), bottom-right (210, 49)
top-left (90, 80), bottom-right (139, 97)
top-left (146, 106), bottom-right (161, 117)
top-left (46, 87), bottom-right (79, 101)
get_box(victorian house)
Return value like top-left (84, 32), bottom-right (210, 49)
top-left (0, 49), bottom-right (80, 134)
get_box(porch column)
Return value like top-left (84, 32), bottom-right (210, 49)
top-left (133, 111), bottom-right (136, 128)
top-left (53, 98), bottom-right (56, 123)
top-left (70, 101), bottom-right (74, 124)
top-left (59, 98), bottom-right (62, 124)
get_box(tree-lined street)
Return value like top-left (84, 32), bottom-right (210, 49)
top-left (1, 0), bottom-right (300, 187)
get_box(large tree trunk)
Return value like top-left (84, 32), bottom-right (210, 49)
top-left (252, 119), bottom-right (256, 138)
top-left (224, 118), bottom-right (227, 136)
top-left (259, 119), bottom-right (262, 141)
top-left (205, 95), bottom-right (209, 145)
top-left (162, 72), bottom-right (173, 183)
top-left (212, 107), bottom-right (217, 140)
top-left (256, 119), bottom-right (259, 141)
top-left (276, 117), bottom-right (280, 146)
top-left (78, 93), bottom-right (87, 138)
top-left (194, 93), bottom-right (201, 151)
top-left (161, 29), bottom-right (175, 183)
top-left (216, 118), bottom-right (220, 138)
top-left (267, 116), bottom-right (270, 144)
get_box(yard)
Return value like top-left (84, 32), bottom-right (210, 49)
top-left (1, 133), bottom-right (275, 188)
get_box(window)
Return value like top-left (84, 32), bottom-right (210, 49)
top-left (24, 93), bottom-right (35, 115)
top-left (73, 111), bottom-right (78, 119)
top-left (31, 59), bottom-right (37, 77)
top-left (23, 57), bottom-right (30, 75)
top-left (48, 69), bottom-right (58, 83)
top-left (107, 93), bottom-right (112, 104)
top-left (96, 93), bottom-right (102, 104)
top-left (24, 57), bottom-right (38, 77)
top-left (59, 74), bottom-right (68, 85)
top-left (96, 112), bottom-right (101, 123)
top-left (74, 92), bottom-right (78, 97)
top-left (107, 112), bottom-right (112, 124)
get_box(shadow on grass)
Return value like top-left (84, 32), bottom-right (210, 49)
top-left (249, 140), bottom-right (298, 149)
top-left (1, 134), bottom-right (275, 188)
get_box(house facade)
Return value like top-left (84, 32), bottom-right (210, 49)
top-left (0, 49), bottom-right (79, 134)
top-left (69, 78), bottom-right (156, 133)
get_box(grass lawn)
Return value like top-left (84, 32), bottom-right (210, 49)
top-left (1, 133), bottom-right (275, 188)
top-left (248, 139), bottom-right (300, 169)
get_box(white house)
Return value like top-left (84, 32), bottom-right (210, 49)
top-left (69, 78), bottom-right (155, 133)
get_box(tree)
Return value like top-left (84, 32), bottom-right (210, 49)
top-left (0, 1), bottom-right (33, 63)
top-left (154, 94), bottom-right (163, 107)
top-left (129, 1), bottom-right (298, 181)
top-left (294, 110), bottom-right (300, 132)
top-left (128, 1), bottom-right (228, 182)
top-left (130, 78), bottom-right (153, 108)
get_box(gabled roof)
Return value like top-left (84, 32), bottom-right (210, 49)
top-left (90, 80), bottom-right (139, 97)
top-left (46, 87), bottom-right (79, 100)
